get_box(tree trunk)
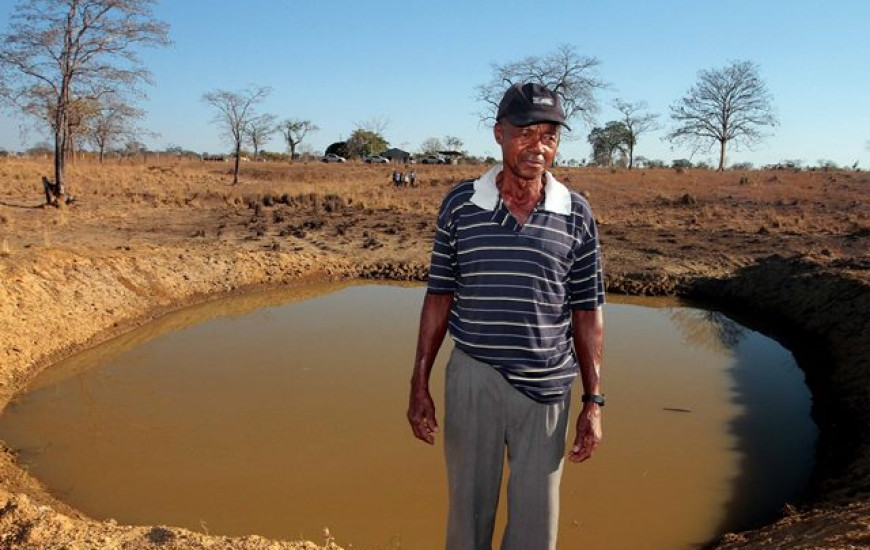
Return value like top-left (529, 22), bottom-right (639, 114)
top-left (53, 109), bottom-right (66, 205)
top-left (718, 139), bottom-right (727, 171)
top-left (289, 142), bottom-right (296, 163)
top-left (628, 143), bottom-right (635, 170)
top-left (233, 143), bottom-right (241, 185)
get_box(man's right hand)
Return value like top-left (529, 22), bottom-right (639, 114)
top-left (407, 385), bottom-right (439, 444)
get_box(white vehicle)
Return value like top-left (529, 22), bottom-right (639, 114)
top-left (321, 153), bottom-right (346, 163)
top-left (365, 155), bottom-right (390, 164)
top-left (419, 155), bottom-right (445, 164)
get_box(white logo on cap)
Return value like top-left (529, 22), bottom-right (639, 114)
top-left (532, 97), bottom-right (555, 106)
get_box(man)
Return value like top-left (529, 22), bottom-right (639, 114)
top-left (407, 82), bottom-right (605, 550)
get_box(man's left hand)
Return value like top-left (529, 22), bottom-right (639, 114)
top-left (568, 403), bottom-right (602, 463)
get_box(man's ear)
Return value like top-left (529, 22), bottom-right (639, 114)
top-left (493, 122), bottom-right (503, 145)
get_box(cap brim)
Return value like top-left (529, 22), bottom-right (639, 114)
top-left (504, 113), bottom-right (571, 132)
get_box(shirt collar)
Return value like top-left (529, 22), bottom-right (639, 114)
top-left (469, 164), bottom-right (572, 215)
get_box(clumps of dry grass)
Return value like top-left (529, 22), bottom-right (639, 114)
top-left (739, 174), bottom-right (755, 186)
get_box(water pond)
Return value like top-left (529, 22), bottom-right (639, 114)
top-left (0, 283), bottom-right (817, 550)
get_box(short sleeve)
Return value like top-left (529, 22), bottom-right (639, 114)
top-left (568, 202), bottom-right (605, 310)
top-left (426, 192), bottom-right (459, 294)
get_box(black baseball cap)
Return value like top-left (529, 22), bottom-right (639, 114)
top-left (496, 83), bottom-right (570, 130)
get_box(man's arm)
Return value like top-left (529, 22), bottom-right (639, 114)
top-left (407, 291), bottom-right (453, 445)
top-left (568, 307), bottom-right (604, 463)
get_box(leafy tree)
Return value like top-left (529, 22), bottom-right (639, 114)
top-left (475, 44), bottom-right (606, 129)
top-left (666, 60), bottom-right (777, 171)
top-left (347, 128), bottom-right (388, 159)
top-left (587, 121), bottom-right (631, 166)
top-left (325, 141), bottom-right (349, 159)
top-left (613, 99), bottom-right (659, 170)
top-left (245, 113), bottom-right (277, 159)
top-left (281, 119), bottom-right (318, 161)
top-left (672, 159), bottom-right (693, 169)
top-left (0, 0), bottom-right (170, 203)
top-left (202, 86), bottom-right (271, 184)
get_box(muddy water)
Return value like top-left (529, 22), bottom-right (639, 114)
top-left (0, 283), bottom-right (816, 550)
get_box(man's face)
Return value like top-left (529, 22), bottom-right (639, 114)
top-left (494, 121), bottom-right (560, 181)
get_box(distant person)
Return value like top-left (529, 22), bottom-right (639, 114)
top-left (407, 82), bottom-right (605, 549)
top-left (409, 170), bottom-right (416, 187)
top-left (392, 169), bottom-right (401, 187)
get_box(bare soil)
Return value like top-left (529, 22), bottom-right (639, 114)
top-left (0, 158), bottom-right (867, 549)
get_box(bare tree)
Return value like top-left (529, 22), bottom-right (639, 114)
top-left (0, 0), bottom-right (170, 204)
top-left (613, 99), bottom-right (659, 170)
top-left (280, 119), bottom-right (318, 161)
top-left (420, 137), bottom-right (443, 155)
top-left (85, 96), bottom-right (143, 162)
top-left (356, 116), bottom-right (391, 137)
top-left (202, 86), bottom-right (271, 184)
top-left (475, 44), bottom-right (606, 130)
top-left (443, 135), bottom-right (463, 151)
top-left (245, 113), bottom-right (277, 159)
top-left (666, 60), bottom-right (777, 171)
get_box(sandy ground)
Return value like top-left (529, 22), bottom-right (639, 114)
top-left (0, 158), bottom-right (868, 549)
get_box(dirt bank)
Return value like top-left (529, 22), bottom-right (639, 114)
top-left (0, 159), bottom-right (867, 548)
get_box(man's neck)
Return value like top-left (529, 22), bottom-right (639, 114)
top-left (497, 170), bottom-right (545, 225)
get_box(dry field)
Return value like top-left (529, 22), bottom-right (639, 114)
top-left (0, 157), bottom-right (868, 549)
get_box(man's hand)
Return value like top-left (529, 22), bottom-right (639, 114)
top-left (408, 385), bottom-right (439, 445)
top-left (568, 403), bottom-right (602, 463)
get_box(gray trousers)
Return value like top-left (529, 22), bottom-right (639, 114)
top-left (444, 347), bottom-right (570, 550)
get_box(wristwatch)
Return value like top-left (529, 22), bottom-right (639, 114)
top-left (581, 394), bottom-right (606, 406)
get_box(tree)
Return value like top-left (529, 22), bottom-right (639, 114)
top-left (245, 113), bottom-right (277, 159)
top-left (443, 135), bottom-right (463, 151)
top-left (420, 137), bottom-right (443, 155)
top-left (587, 121), bottom-right (631, 166)
top-left (666, 60), bottom-right (777, 171)
top-left (202, 86), bottom-right (271, 184)
top-left (325, 141), bottom-right (349, 159)
top-left (346, 128), bottom-right (388, 159)
top-left (281, 119), bottom-right (318, 161)
top-left (85, 96), bottom-right (143, 162)
top-left (475, 44), bottom-right (606, 130)
top-left (613, 99), bottom-right (659, 170)
top-left (0, 0), bottom-right (170, 204)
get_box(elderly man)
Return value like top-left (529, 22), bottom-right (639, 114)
top-left (407, 82), bottom-right (605, 550)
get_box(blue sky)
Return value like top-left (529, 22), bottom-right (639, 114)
top-left (1, 0), bottom-right (868, 168)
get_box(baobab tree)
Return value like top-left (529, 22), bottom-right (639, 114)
top-left (0, 0), bottom-right (170, 204)
top-left (202, 86), bottom-right (271, 184)
top-left (666, 60), bottom-right (777, 171)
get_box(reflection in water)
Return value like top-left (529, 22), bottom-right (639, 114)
top-left (0, 284), bottom-right (816, 550)
top-left (669, 308), bottom-right (747, 352)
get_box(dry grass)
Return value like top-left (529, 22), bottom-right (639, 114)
top-left (0, 156), bottom-right (866, 262)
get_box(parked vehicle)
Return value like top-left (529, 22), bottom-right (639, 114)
top-left (321, 153), bottom-right (346, 163)
top-left (419, 155), bottom-right (445, 164)
top-left (365, 155), bottom-right (390, 164)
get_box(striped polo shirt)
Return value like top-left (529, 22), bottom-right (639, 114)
top-left (427, 164), bottom-right (605, 403)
